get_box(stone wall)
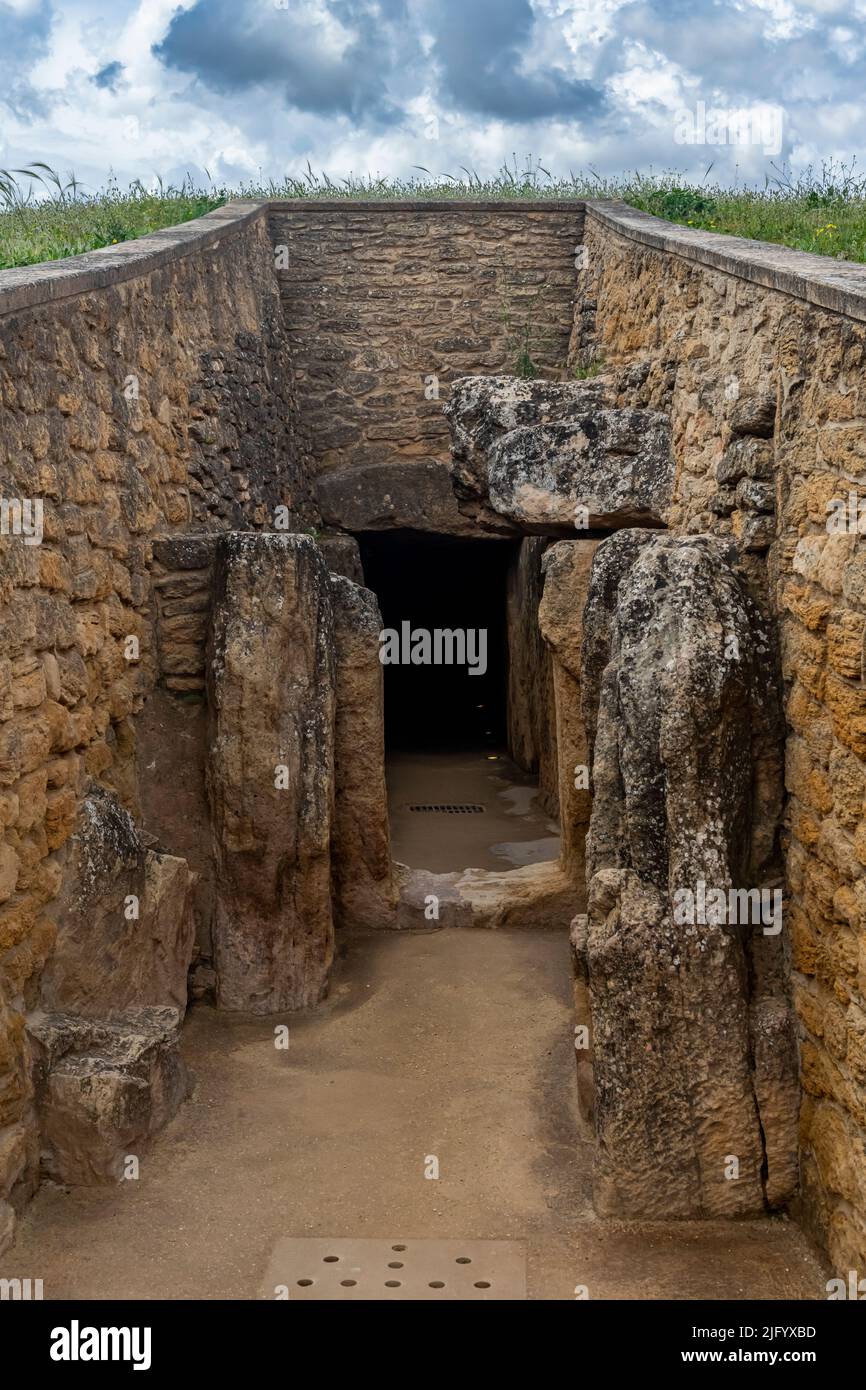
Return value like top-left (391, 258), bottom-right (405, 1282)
top-left (0, 201), bottom-right (312, 1243)
top-left (577, 201), bottom-right (866, 1271)
top-left (269, 201), bottom-right (583, 505)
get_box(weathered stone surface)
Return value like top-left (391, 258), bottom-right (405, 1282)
top-left (206, 533), bottom-right (335, 1012)
top-left (330, 575), bottom-right (397, 929)
top-left (318, 533), bottom-right (364, 585)
top-left (487, 411), bottom-right (673, 532)
top-left (505, 538), bottom-right (558, 819)
top-left (569, 912), bottom-right (595, 1124)
top-left (538, 539), bottom-right (600, 878)
top-left (0, 1198), bottom-right (14, 1255)
top-left (445, 375), bottom-right (609, 495)
top-left (395, 859), bottom-right (580, 931)
top-left (316, 459), bottom-right (513, 537)
top-left (136, 689), bottom-right (213, 972)
top-left (443, 377), bottom-right (673, 533)
top-left (40, 787), bottom-right (196, 1018)
top-left (28, 1007), bottom-right (188, 1184)
top-left (580, 530), bottom-right (797, 1219)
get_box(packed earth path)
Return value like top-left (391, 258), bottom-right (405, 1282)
top-left (1, 928), bottom-right (827, 1301)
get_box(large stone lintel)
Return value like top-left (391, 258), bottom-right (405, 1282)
top-left (317, 459), bottom-right (516, 537)
top-left (444, 376), bottom-right (674, 535)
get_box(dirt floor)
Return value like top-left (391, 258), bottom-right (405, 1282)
top-left (387, 749), bottom-right (560, 872)
top-left (1, 928), bottom-right (828, 1300)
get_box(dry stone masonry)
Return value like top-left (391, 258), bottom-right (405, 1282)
top-left (0, 196), bottom-right (862, 1279)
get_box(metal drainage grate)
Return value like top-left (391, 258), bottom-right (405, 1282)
top-left (407, 803), bottom-right (486, 814)
top-left (262, 1238), bottom-right (526, 1301)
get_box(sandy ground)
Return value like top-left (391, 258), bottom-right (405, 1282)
top-left (387, 749), bottom-right (560, 872)
top-left (1, 927), bottom-right (829, 1301)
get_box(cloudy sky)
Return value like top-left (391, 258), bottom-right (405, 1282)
top-left (0, 0), bottom-right (862, 194)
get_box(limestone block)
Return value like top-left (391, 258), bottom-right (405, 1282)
top-left (40, 786), bottom-right (196, 1017)
top-left (316, 459), bottom-right (514, 538)
top-left (330, 574), bottom-right (397, 929)
top-left (394, 860), bottom-right (580, 931)
top-left (580, 530), bottom-right (798, 1219)
top-left (317, 533), bottom-right (364, 584)
top-left (505, 538), bottom-right (559, 819)
top-left (28, 1007), bottom-right (189, 1185)
top-left (444, 377), bottom-right (673, 533)
top-left (206, 533), bottom-right (336, 1012)
top-left (538, 539), bottom-right (601, 877)
top-left (444, 375), bottom-right (609, 495)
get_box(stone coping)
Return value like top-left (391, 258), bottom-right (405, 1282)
top-left (4, 192), bottom-right (866, 322)
top-left (0, 199), bottom-right (267, 316)
top-left (585, 198), bottom-right (866, 324)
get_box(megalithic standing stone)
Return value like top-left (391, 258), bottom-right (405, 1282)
top-left (329, 574), bottom-right (398, 929)
top-left (207, 533), bottom-right (336, 1012)
top-left (578, 530), bottom-right (798, 1218)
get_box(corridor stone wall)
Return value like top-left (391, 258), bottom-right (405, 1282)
top-left (269, 201), bottom-right (583, 485)
top-left (0, 201), bottom-right (312, 1245)
top-left (576, 201), bottom-right (866, 1270)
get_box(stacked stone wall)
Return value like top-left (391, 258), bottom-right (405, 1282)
top-left (577, 202), bottom-right (866, 1270)
top-left (0, 202), bottom-right (312, 1242)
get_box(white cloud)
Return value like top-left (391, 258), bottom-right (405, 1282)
top-left (0, 0), bottom-right (863, 190)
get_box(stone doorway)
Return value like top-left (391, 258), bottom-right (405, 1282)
top-left (358, 531), bottom-right (560, 876)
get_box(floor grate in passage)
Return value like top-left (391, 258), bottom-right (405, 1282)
top-left (407, 803), bottom-right (486, 814)
top-left (262, 1238), bottom-right (527, 1300)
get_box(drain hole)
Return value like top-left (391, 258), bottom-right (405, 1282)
top-left (385, 1280), bottom-right (401, 1288)
top-left (323, 1256), bottom-right (339, 1263)
top-left (429, 1280), bottom-right (445, 1289)
top-left (297, 1279), bottom-right (313, 1287)
top-left (340, 1279), bottom-right (357, 1287)
top-left (388, 1261), bottom-right (403, 1268)
top-left (392, 1244), bottom-right (407, 1251)
top-left (407, 804), bottom-right (486, 814)
top-left (474, 1281), bottom-right (491, 1289)
top-left (456, 1257), bottom-right (471, 1264)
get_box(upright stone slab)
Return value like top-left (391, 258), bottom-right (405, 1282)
top-left (330, 574), bottom-right (397, 929)
top-left (41, 787), bottom-right (196, 1018)
top-left (579, 531), bottom-right (798, 1219)
top-left (505, 538), bottom-right (559, 820)
top-left (538, 539), bottom-right (600, 879)
top-left (207, 534), bottom-right (336, 1012)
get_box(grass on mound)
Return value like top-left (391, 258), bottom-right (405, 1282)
top-left (2, 158), bottom-right (866, 270)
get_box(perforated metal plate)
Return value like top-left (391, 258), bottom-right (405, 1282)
top-left (407, 803), bottom-right (486, 814)
top-left (262, 1238), bottom-right (527, 1300)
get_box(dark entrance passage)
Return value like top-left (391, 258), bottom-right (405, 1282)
top-left (358, 530), bottom-right (559, 873)
top-left (358, 531), bottom-right (512, 751)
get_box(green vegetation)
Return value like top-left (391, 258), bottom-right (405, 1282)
top-left (2, 157), bottom-right (866, 270)
top-left (622, 164), bottom-right (866, 264)
top-left (0, 166), bottom-right (221, 269)
top-left (573, 355), bottom-right (606, 380)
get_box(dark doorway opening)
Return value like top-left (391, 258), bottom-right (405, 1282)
top-left (358, 530), bottom-right (513, 751)
top-left (358, 530), bottom-right (559, 873)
